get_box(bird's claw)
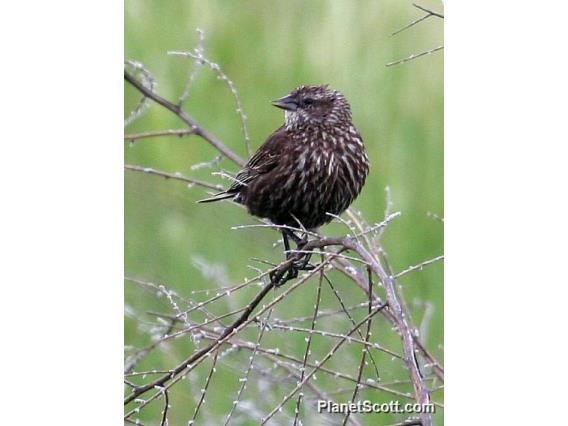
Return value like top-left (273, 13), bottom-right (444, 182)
top-left (270, 254), bottom-right (315, 287)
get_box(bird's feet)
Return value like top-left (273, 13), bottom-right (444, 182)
top-left (271, 250), bottom-right (314, 287)
top-left (270, 229), bottom-right (314, 287)
top-left (270, 260), bottom-right (314, 287)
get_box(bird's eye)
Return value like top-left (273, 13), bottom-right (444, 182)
top-left (303, 98), bottom-right (314, 107)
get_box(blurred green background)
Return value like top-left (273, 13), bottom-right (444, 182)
top-left (125, 0), bottom-right (443, 424)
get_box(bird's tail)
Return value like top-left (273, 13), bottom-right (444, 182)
top-left (197, 191), bottom-right (235, 203)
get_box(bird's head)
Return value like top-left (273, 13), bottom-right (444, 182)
top-left (272, 85), bottom-right (351, 129)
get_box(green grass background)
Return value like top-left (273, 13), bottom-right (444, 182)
top-left (125, 0), bottom-right (443, 424)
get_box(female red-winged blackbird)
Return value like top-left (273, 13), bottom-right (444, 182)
top-left (199, 85), bottom-right (369, 279)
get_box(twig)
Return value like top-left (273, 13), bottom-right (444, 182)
top-left (261, 322), bottom-right (402, 359)
top-left (391, 3), bottom-right (444, 37)
top-left (391, 13), bottom-right (433, 37)
top-left (352, 211), bottom-right (401, 238)
top-left (322, 272), bottom-right (384, 378)
top-left (125, 164), bottom-right (223, 191)
top-left (386, 46), bottom-right (443, 67)
top-left (224, 309), bottom-right (273, 426)
top-left (413, 3), bottom-right (444, 19)
top-left (125, 318), bottom-right (176, 373)
top-left (189, 350), bottom-right (219, 425)
top-left (124, 128), bottom-right (198, 142)
top-left (160, 388), bottom-right (169, 426)
top-left (191, 155), bottom-right (223, 171)
top-left (377, 186), bottom-right (394, 241)
top-left (342, 268), bottom-right (375, 426)
top-left (124, 60), bottom-right (155, 127)
top-left (211, 171), bottom-right (249, 186)
top-left (178, 28), bottom-right (206, 108)
top-left (293, 267), bottom-right (324, 426)
top-left (231, 223), bottom-right (319, 238)
top-left (393, 255), bottom-right (444, 279)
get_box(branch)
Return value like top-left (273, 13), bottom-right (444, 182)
top-left (293, 269), bottom-right (324, 425)
top-left (413, 3), bottom-right (444, 19)
top-left (386, 46), bottom-right (444, 67)
top-left (125, 164), bottom-right (223, 191)
top-left (341, 268), bottom-right (375, 426)
top-left (391, 3), bottom-right (444, 37)
top-left (393, 255), bottom-right (444, 279)
top-left (124, 60), bottom-right (155, 127)
top-left (124, 128), bottom-right (198, 142)
top-left (124, 69), bottom-right (246, 167)
top-left (338, 238), bottom-right (433, 426)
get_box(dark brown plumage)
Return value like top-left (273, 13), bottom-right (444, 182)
top-left (199, 85), bottom-right (369, 231)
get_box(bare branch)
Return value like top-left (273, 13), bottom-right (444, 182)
top-left (189, 350), bottom-right (219, 425)
top-left (124, 60), bottom-right (156, 127)
top-left (391, 13), bottom-right (433, 37)
top-left (386, 46), bottom-right (444, 67)
top-left (224, 309), bottom-right (273, 426)
top-left (393, 255), bottom-right (444, 279)
top-left (413, 3), bottom-right (444, 19)
top-left (125, 164), bottom-right (223, 191)
top-left (124, 128), bottom-right (198, 142)
top-left (178, 28), bottom-right (206, 107)
top-left (322, 272), bottom-right (384, 378)
top-left (293, 268), bottom-right (324, 425)
top-left (160, 388), bottom-right (169, 426)
top-left (341, 268), bottom-right (375, 426)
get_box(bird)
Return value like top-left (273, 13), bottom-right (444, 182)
top-left (199, 85), bottom-right (369, 281)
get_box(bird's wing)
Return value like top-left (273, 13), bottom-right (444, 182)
top-left (227, 126), bottom-right (288, 192)
top-left (197, 127), bottom-right (288, 203)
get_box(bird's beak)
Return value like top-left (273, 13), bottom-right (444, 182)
top-left (271, 94), bottom-right (298, 111)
